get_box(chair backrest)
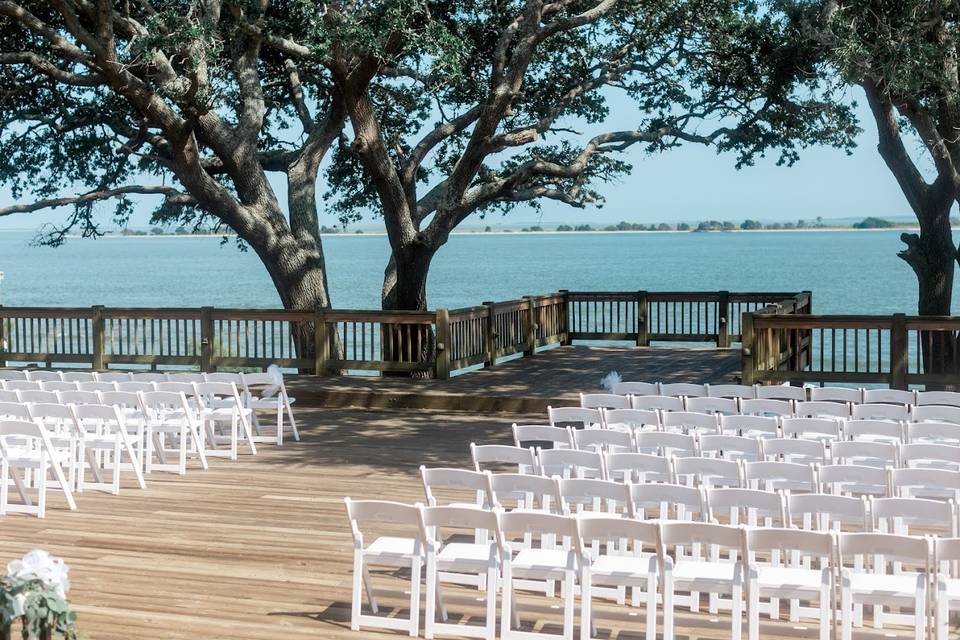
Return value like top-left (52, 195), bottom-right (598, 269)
top-left (167, 372), bottom-right (207, 383)
top-left (419, 466), bottom-right (492, 507)
top-left (862, 388), bottom-right (916, 406)
top-left (0, 370), bottom-right (27, 381)
top-left (913, 404), bottom-right (960, 425)
top-left (572, 428), bottom-right (634, 453)
top-left (611, 381), bottom-right (659, 396)
top-left (908, 420), bottom-right (960, 445)
top-left (0, 391), bottom-right (17, 403)
top-left (138, 390), bottom-right (191, 417)
top-left (630, 394), bottom-right (684, 412)
top-left (116, 381), bottom-right (157, 393)
top-left (548, 406), bottom-right (602, 428)
top-left (513, 424), bottom-right (572, 449)
top-left (831, 440), bottom-right (898, 468)
top-left (658, 521), bottom-right (743, 562)
top-left (0, 419), bottom-right (44, 439)
top-left (743, 460), bottom-right (817, 492)
top-left (155, 381), bottom-right (197, 396)
top-left (843, 418), bottom-right (904, 443)
top-left (77, 381), bottom-right (116, 392)
top-left (706, 487), bottom-right (785, 526)
top-left (470, 443), bottom-right (537, 473)
top-left (579, 393), bottom-right (630, 410)
top-left (917, 391), bottom-right (960, 408)
top-left (871, 496), bottom-right (956, 536)
top-left (60, 371), bottom-right (95, 383)
top-left (661, 411), bottom-right (719, 435)
top-left (95, 371), bottom-right (132, 382)
top-left (890, 467), bottom-right (960, 500)
top-left (604, 452), bottom-right (673, 484)
top-left (17, 390), bottom-right (59, 405)
top-left (99, 390), bottom-right (142, 410)
top-left (745, 527), bottom-right (833, 566)
top-left (719, 414), bottom-right (780, 438)
top-left (630, 482), bottom-right (706, 521)
top-left (698, 434), bottom-right (762, 461)
top-left (935, 537), bottom-right (960, 576)
top-left (794, 400), bottom-right (851, 419)
top-left (489, 473), bottom-right (562, 512)
top-left (577, 516), bottom-right (658, 553)
top-left (557, 477), bottom-right (632, 516)
top-left (419, 505), bottom-right (501, 549)
top-left (760, 438), bottom-right (827, 465)
top-left (0, 401), bottom-right (31, 420)
top-left (537, 447), bottom-right (605, 479)
top-left (740, 398), bottom-right (794, 417)
top-left (706, 384), bottom-right (756, 399)
top-left (838, 532), bottom-right (930, 568)
top-left (601, 408), bottom-right (660, 432)
top-left (194, 381), bottom-right (242, 403)
top-left (73, 402), bottom-right (125, 426)
top-left (660, 383), bottom-right (708, 398)
top-left (205, 372), bottom-right (244, 384)
top-left (780, 417), bottom-right (841, 441)
top-left (852, 403), bottom-right (910, 422)
top-left (40, 381), bottom-right (78, 392)
top-left (787, 492), bottom-right (870, 531)
top-left (635, 431), bottom-right (697, 457)
top-left (755, 384), bottom-right (806, 402)
top-left (28, 402), bottom-right (74, 422)
top-left (344, 498), bottom-right (422, 543)
top-left (809, 386), bottom-right (862, 403)
top-left (818, 464), bottom-right (889, 498)
top-left (56, 390), bottom-right (101, 406)
top-left (2, 380), bottom-right (40, 391)
top-left (25, 370), bottom-right (62, 382)
top-left (131, 372), bottom-right (168, 382)
top-left (685, 396), bottom-right (739, 415)
top-left (497, 511), bottom-right (580, 555)
top-left (900, 442), bottom-right (960, 471)
top-left (673, 457), bottom-right (742, 489)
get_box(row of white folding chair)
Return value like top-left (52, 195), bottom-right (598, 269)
top-left (0, 383), bottom-right (257, 461)
top-left (606, 380), bottom-right (960, 407)
top-left (346, 495), bottom-right (953, 640)
top-left (0, 370), bottom-right (298, 445)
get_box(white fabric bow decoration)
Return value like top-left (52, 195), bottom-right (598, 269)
top-left (7, 550), bottom-right (71, 599)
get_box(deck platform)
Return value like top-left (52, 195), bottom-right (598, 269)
top-left (288, 345), bottom-right (741, 413)
top-left (0, 407), bottom-right (921, 640)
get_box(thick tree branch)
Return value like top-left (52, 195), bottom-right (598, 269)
top-left (0, 185), bottom-right (196, 216)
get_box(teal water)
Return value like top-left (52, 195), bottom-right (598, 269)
top-left (0, 230), bottom-right (958, 313)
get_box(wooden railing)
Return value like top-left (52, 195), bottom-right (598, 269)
top-left (0, 290), bottom-right (809, 378)
top-left (742, 312), bottom-right (960, 389)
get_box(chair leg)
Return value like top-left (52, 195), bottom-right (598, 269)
top-left (409, 555), bottom-right (421, 638)
top-left (284, 395), bottom-right (299, 441)
top-left (732, 578), bottom-right (743, 640)
top-left (0, 459), bottom-right (8, 516)
top-left (501, 563), bottom-right (513, 639)
top-left (351, 551), bottom-right (363, 631)
top-left (748, 580), bottom-right (759, 640)
top-left (663, 574), bottom-right (674, 640)
top-left (48, 456), bottom-right (75, 511)
top-left (937, 585), bottom-right (949, 640)
top-left (37, 459), bottom-right (48, 519)
top-left (645, 574), bottom-right (657, 640)
top-left (580, 566), bottom-right (592, 640)
top-left (276, 401), bottom-right (284, 446)
top-left (915, 584), bottom-right (926, 640)
top-left (840, 585), bottom-right (852, 640)
top-left (564, 568), bottom-right (575, 640)
top-left (818, 583), bottom-right (830, 640)
top-left (484, 565), bottom-right (497, 640)
top-left (424, 556), bottom-right (436, 640)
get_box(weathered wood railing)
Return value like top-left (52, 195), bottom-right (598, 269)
top-left (0, 290), bottom-right (809, 378)
top-left (742, 312), bottom-right (960, 389)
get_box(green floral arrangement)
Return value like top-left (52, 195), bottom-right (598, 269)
top-left (0, 551), bottom-right (79, 639)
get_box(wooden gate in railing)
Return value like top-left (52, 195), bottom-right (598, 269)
top-left (742, 312), bottom-right (960, 389)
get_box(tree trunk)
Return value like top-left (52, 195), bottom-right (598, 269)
top-left (381, 243), bottom-right (436, 377)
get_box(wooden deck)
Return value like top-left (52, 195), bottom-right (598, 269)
top-left (288, 345), bottom-right (742, 412)
top-left (0, 406), bottom-right (928, 640)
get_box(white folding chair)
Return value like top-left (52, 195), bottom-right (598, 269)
top-left (630, 395), bottom-right (684, 412)
top-left (918, 391), bottom-right (960, 408)
top-left (819, 464), bottom-right (889, 498)
top-left (743, 460), bottom-right (817, 493)
top-left (862, 388), bottom-right (917, 405)
top-left (0, 419), bottom-right (76, 517)
top-left (852, 403), bottom-right (910, 422)
top-left (61, 371), bottom-right (95, 383)
top-left (25, 370), bottom-right (61, 382)
top-left (809, 386), bottom-right (862, 403)
top-left (116, 381), bottom-right (156, 393)
top-left (138, 390), bottom-right (208, 475)
top-left (890, 467), bottom-right (960, 501)
top-left (27, 402), bottom-right (81, 490)
top-left (420, 466), bottom-right (493, 510)
top-left (604, 452), bottom-right (673, 484)
top-left (71, 403), bottom-right (146, 494)
top-left (707, 384), bottom-right (756, 400)
top-left (843, 418), bottom-right (905, 443)
top-left (745, 528), bottom-right (833, 640)
top-left (740, 398), bottom-right (794, 418)
top-left (0, 370), bottom-right (27, 381)
top-left (720, 414), bottom-right (780, 439)
top-left (489, 472), bottom-right (562, 514)
top-left (56, 390), bottom-right (100, 406)
top-left (630, 482), bottom-right (706, 522)
top-left (2, 381), bottom-right (40, 392)
top-left (241, 370), bottom-right (299, 445)
top-left (831, 440), bottom-right (898, 468)
top-left (660, 382), bottom-right (708, 398)
top-left (761, 438), bottom-right (827, 465)
top-left (419, 505), bottom-right (500, 640)
top-left (345, 498), bottom-right (423, 637)
top-left (913, 404), bottom-right (960, 425)
top-left (0, 391), bottom-right (17, 403)
top-left (0, 401), bottom-right (30, 421)
top-left (167, 372), bottom-right (207, 383)
top-left (660, 521), bottom-right (745, 640)
top-left (548, 406), bottom-right (602, 430)
top-left (579, 517), bottom-right (659, 640)
top-left (579, 393), bottom-right (630, 410)
top-left (635, 431), bottom-right (697, 458)
top-left (537, 448), bottom-right (604, 480)
top-left (131, 372), bottom-right (168, 382)
top-left (572, 428), bottom-right (633, 454)
top-left (558, 477), bottom-right (631, 518)
top-left (839, 532), bottom-right (929, 640)
top-left (17, 390), bottom-right (59, 405)
top-left (77, 381), bottom-right (116, 393)
top-left (934, 537), bottom-right (960, 640)
top-left (194, 381), bottom-right (257, 459)
top-left (698, 434), bottom-right (762, 462)
top-left (513, 424), bottom-right (572, 450)
top-left (98, 390), bottom-right (147, 457)
top-left (755, 384), bottom-right (806, 402)
top-left (780, 417), bottom-right (841, 442)
top-left (674, 457), bottom-right (743, 489)
top-left (498, 511), bottom-right (580, 640)
top-left (908, 420), bottom-right (960, 445)
top-left (600, 408), bottom-right (659, 433)
top-left (204, 372), bottom-right (242, 383)
top-left (471, 443), bottom-right (537, 475)
top-left (611, 381), bottom-right (659, 396)
top-left (661, 410), bottom-right (719, 436)
top-left (795, 400), bottom-right (851, 419)
top-left (787, 492), bottom-right (870, 532)
top-left (40, 381), bottom-right (78, 393)
top-left (685, 396), bottom-right (739, 415)
top-left (900, 442), bottom-right (960, 471)
top-left (95, 371), bottom-right (132, 382)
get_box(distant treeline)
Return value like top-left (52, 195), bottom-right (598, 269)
top-left (484, 216), bottom-right (960, 233)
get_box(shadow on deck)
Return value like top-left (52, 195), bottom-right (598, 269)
top-left (288, 345), bottom-right (741, 413)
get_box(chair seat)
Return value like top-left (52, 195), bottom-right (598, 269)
top-left (436, 542), bottom-right (496, 572)
top-left (512, 548), bottom-right (574, 574)
top-left (756, 566), bottom-right (824, 593)
top-left (590, 553), bottom-right (657, 583)
top-left (365, 536), bottom-right (421, 566)
top-left (671, 559), bottom-right (739, 588)
top-left (848, 572), bottom-right (923, 598)
top-left (941, 577), bottom-right (960, 599)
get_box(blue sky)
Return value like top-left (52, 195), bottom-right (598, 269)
top-left (0, 86), bottom-right (934, 232)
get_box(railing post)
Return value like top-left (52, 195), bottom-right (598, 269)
top-left (717, 290), bottom-right (730, 348)
top-left (435, 308), bottom-right (452, 379)
top-left (558, 290), bottom-right (571, 346)
top-left (483, 302), bottom-right (497, 367)
top-left (0, 306), bottom-right (5, 370)
top-left (741, 311), bottom-right (756, 385)
top-left (636, 290), bottom-right (649, 347)
top-left (313, 309), bottom-right (329, 375)
top-left (200, 306), bottom-right (215, 372)
top-left (890, 313), bottom-right (908, 390)
top-left (91, 305), bottom-right (105, 370)
top-left (523, 296), bottom-right (537, 356)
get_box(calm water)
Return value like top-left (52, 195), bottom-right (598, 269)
top-left (0, 230), bottom-right (958, 314)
